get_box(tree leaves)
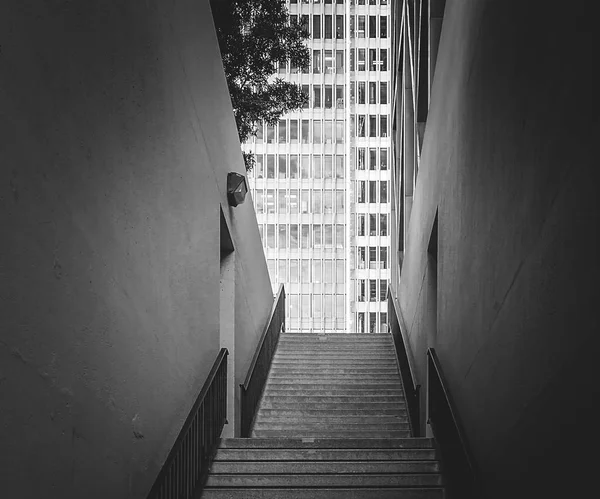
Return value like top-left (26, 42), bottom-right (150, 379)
top-left (210, 0), bottom-right (310, 169)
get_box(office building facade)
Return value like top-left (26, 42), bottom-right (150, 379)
top-left (247, 0), bottom-right (391, 333)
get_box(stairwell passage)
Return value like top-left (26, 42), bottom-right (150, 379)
top-left (202, 333), bottom-right (445, 498)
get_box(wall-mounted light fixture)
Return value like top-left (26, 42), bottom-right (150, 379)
top-left (227, 172), bottom-right (248, 207)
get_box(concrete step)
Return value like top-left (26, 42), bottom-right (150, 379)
top-left (201, 488), bottom-right (445, 499)
top-left (214, 448), bottom-right (438, 461)
top-left (259, 401), bottom-right (406, 410)
top-left (253, 415), bottom-right (408, 425)
top-left (209, 460), bottom-right (441, 474)
top-left (252, 421), bottom-right (411, 431)
top-left (251, 429), bottom-right (412, 438)
top-left (257, 408), bottom-right (407, 416)
top-left (266, 379), bottom-right (400, 386)
top-left (218, 438), bottom-right (435, 449)
top-left (205, 473), bottom-right (443, 488)
top-left (261, 398), bottom-right (404, 409)
top-left (269, 367), bottom-right (399, 373)
top-left (270, 361), bottom-right (398, 367)
top-left (261, 388), bottom-right (404, 396)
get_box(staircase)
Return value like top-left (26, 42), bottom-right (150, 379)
top-left (202, 333), bottom-right (445, 498)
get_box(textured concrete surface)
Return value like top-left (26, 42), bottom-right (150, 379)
top-left (0, 1), bottom-right (272, 497)
top-left (394, 0), bottom-right (599, 497)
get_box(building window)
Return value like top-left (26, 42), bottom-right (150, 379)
top-left (336, 50), bottom-right (344, 74)
top-left (301, 155), bottom-right (310, 178)
top-left (325, 86), bottom-right (333, 109)
top-left (290, 225), bottom-right (299, 248)
top-left (278, 189), bottom-right (287, 212)
top-left (380, 49), bottom-right (388, 71)
top-left (301, 191), bottom-right (310, 213)
top-left (358, 48), bottom-right (365, 71)
top-left (313, 15), bottom-right (321, 39)
top-left (358, 82), bottom-right (366, 104)
top-left (369, 246), bottom-right (377, 269)
top-left (380, 281), bottom-right (387, 302)
top-left (350, 49), bottom-right (355, 71)
top-left (369, 148), bottom-right (377, 170)
top-left (289, 189), bottom-right (299, 212)
top-left (313, 225), bottom-right (322, 247)
top-left (290, 156), bottom-right (298, 178)
top-left (358, 115), bottom-right (366, 137)
top-left (278, 120), bottom-right (287, 143)
top-left (302, 120), bottom-right (310, 143)
top-left (278, 155), bottom-right (287, 178)
top-left (312, 190), bottom-right (322, 213)
top-left (336, 225), bottom-right (345, 249)
top-left (358, 214), bottom-right (365, 236)
top-left (380, 115), bottom-right (388, 137)
top-left (313, 156), bottom-right (322, 179)
top-left (357, 15), bottom-right (365, 38)
top-left (380, 180), bottom-right (388, 203)
top-left (324, 226), bottom-right (333, 247)
top-left (325, 15), bottom-right (333, 39)
top-left (335, 155), bottom-right (344, 177)
top-left (336, 190), bottom-right (345, 214)
top-left (380, 15), bottom-right (387, 38)
top-left (369, 82), bottom-right (377, 104)
top-left (369, 279), bottom-right (377, 301)
top-left (369, 181), bottom-right (377, 203)
top-left (266, 189), bottom-right (276, 212)
top-left (358, 312), bottom-right (365, 332)
top-left (279, 225), bottom-right (287, 248)
top-left (369, 49), bottom-right (377, 71)
top-left (266, 224), bottom-right (276, 249)
top-left (369, 115), bottom-right (377, 137)
top-left (255, 155), bottom-right (264, 179)
top-left (380, 247), bottom-right (388, 269)
top-left (313, 120), bottom-right (322, 143)
top-left (369, 16), bottom-right (377, 38)
top-left (357, 248), bottom-right (366, 270)
top-left (357, 148), bottom-right (365, 170)
top-left (324, 50), bottom-right (334, 74)
top-left (380, 214), bottom-right (388, 236)
top-left (336, 15), bottom-right (344, 39)
top-left (380, 147), bottom-right (388, 169)
top-left (358, 181), bottom-right (366, 203)
top-left (301, 224), bottom-right (310, 248)
top-left (313, 86), bottom-right (321, 108)
top-left (324, 190), bottom-right (333, 213)
top-left (324, 155), bottom-right (333, 178)
top-left (369, 214), bottom-right (377, 236)
top-left (290, 120), bottom-right (298, 142)
top-left (380, 82), bottom-right (388, 105)
top-left (313, 50), bottom-right (321, 73)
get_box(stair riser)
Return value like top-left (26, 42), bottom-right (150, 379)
top-left (201, 488), bottom-right (444, 499)
top-left (210, 461), bottom-right (441, 474)
top-left (257, 409), bottom-right (407, 416)
top-left (251, 431), bottom-right (413, 438)
top-left (214, 449), bottom-right (438, 461)
top-left (218, 438), bottom-right (436, 449)
top-left (205, 474), bottom-right (443, 487)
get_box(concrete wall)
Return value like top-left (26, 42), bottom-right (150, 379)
top-left (0, 0), bottom-right (273, 497)
top-left (396, 1), bottom-right (599, 496)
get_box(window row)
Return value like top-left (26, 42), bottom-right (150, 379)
top-left (350, 48), bottom-right (388, 72)
top-left (357, 214), bottom-right (388, 237)
top-left (255, 189), bottom-right (346, 215)
top-left (254, 155), bottom-right (345, 180)
top-left (268, 259), bottom-right (346, 284)
top-left (357, 180), bottom-right (389, 203)
top-left (260, 224), bottom-right (346, 249)
top-left (357, 147), bottom-right (388, 170)
top-left (355, 114), bottom-right (388, 137)
top-left (256, 119), bottom-right (345, 144)
top-left (350, 15), bottom-right (388, 38)
top-left (357, 311), bottom-right (388, 334)
top-left (301, 83), bottom-right (346, 109)
top-left (288, 293), bottom-right (346, 321)
top-left (352, 81), bottom-right (388, 105)
top-left (356, 246), bottom-right (389, 270)
top-left (291, 0), bottom-right (387, 5)
top-left (357, 279), bottom-right (388, 302)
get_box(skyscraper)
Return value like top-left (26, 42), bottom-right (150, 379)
top-left (247, 0), bottom-right (391, 334)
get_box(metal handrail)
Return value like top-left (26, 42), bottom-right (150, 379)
top-left (240, 284), bottom-right (285, 437)
top-left (387, 287), bottom-right (421, 436)
top-left (147, 348), bottom-right (228, 499)
top-left (427, 348), bottom-right (479, 499)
